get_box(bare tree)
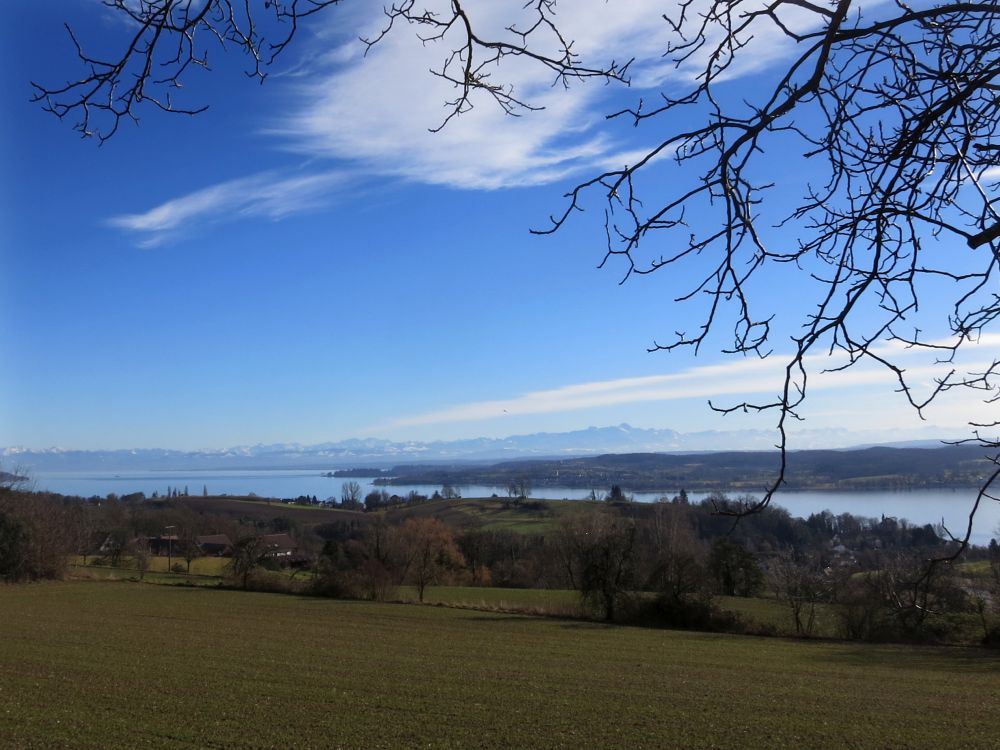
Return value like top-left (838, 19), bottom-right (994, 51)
top-left (35, 2), bottom-right (1000, 572)
top-left (769, 553), bottom-right (828, 637)
top-left (131, 537), bottom-right (152, 580)
top-left (504, 478), bottom-right (531, 506)
top-left (0, 489), bottom-right (76, 581)
top-left (228, 534), bottom-right (270, 590)
top-left (556, 507), bottom-right (637, 621)
top-left (356, 513), bottom-right (403, 600)
top-left (168, 504), bottom-right (204, 573)
top-left (340, 481), bottom-right (362, 507)
top-left (72, 502), bottom-right (97, 566)
top-left (983, 532), bottom-right (1000, 643)
top-left (400, 517), bottom-right (466, 602)
top-left (642, 502), bottom-right (707, 606)
top-left (32, 1), bottom-right (627, 142)
top-left (104, 528), bottom-right (129, 568)
top-left (991, 530), bottom-right (1000, 589)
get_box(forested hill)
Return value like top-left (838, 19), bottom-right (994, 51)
top-left (385, 445), bottom-right (994, 492)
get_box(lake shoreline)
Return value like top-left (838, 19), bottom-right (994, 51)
top-left (27, 469), bottom-right (998, 546)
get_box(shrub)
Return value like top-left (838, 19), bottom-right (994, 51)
top-left (983, 624), bottom-right (1000, 648)
top-left (0, 493), bottom-right (74, 582)
top-left (310, 558), bottom-right (356, 599)
top-left (625, 594), bottom-right (752, 634)
top-left (0, 512), bottom-right (29, 582)
top-left (224, 570), bottom-right (305, 595)
top-left (310, 555), bottom-right (398, 602)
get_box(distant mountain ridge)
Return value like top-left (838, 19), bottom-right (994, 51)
top-left (1, 423), bottom-right (962, 473)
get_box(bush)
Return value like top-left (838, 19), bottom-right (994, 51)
top-left (838, 598), bottom-right (887, 642)
top-left (983, 624), bottom-right (1000, 648)
top-left (625, 594), bottom-right (753, 634)
top-left (310, 558), bottom-right (356, 598)
top-left (224, 570), bottom-right (306, 595)
top-left (708, 538), bottom-right (764, 597)
top-left (310, 555), bottom-right (399, 602)
top-left (0, 493), bottom-right (74, 582)
top-left (835, 561), bottom-right (976, 644)
top-left (0, 512), bottom-right (29, 582)
top-left (171, 563), bottom-right (187, 574)
top-left (836, 598), bottom-right (972, 644)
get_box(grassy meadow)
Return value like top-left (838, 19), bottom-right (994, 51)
top-left (399, 587), bottom-right (838, 636)
top-left (75, 555), bottom-right (230, 576)
top-left (387, 497), bottom-right (576, 534)
top-left (67, 560), bottom-right (833, 639)
top-left (61, 561), bottom-right (970, 641)
top-left (2, 582), bottom-right (998, 749)
top-left (398, 584), bottom-right (583, 615)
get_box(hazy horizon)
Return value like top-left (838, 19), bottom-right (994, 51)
top-left (0, 422), bottom-right (968, 458)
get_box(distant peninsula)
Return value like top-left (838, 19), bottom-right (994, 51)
top-left (327, 468), bottom-right (392, 478)
top-left (381, 445), bottom-right (993, 493)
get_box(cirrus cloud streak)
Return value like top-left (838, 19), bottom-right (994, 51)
top-left (376, 335), bottom-right (1000, 431)
top-left (108, 169), bottom-right (351, 247)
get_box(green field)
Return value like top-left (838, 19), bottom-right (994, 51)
top-left (399, 586), bottom-right (837, 637)
top-left (74, 555), bottom-right (230, 577)
top-left (397, 585), bottom-right (583, 615)
top-left (2, 583), bottom-right (998, 748)
top-left (63, 561), bottom-right (976, 642)
top-left (389, 497), bottom-right (579, 533)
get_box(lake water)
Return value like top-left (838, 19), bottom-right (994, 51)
top-left (30, 470), bottom-right (1000, 545)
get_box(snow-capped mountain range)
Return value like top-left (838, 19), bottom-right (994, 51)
top-left (1, 423), bottom-right (962, 473)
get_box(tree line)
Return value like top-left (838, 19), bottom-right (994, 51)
top-left (311, 494), bottom-right (1000, 642)
top-left (3, 480), bottom-right (999, 645)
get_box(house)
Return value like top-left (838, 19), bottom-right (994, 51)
top-left (827, 536), bottom-right (857, 567)
top-left (196, 534), bottom-right (234, 557)
top-left (146, 535), bottom-right (179, 556)
top-left (260, 533), bottom-right (296, 558)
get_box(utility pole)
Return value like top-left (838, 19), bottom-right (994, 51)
top-left (165, 525), bottom-right (176, 570)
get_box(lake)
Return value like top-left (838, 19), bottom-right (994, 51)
top-left (30, 469), bottom-right (1000, 545)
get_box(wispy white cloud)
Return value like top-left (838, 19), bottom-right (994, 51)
top-left (270, 0), bottom-right (820, 190)
top-left (376, 334), bottom-right (1000, 431)
top-left (108, 170), bottom-right (349, 247)
top-left (106, 1), bottom-right (835, 239)
top-left (104, 0), bottom-right (835, 245)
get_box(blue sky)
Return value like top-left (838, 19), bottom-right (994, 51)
top-left (0, 1), bottom-right (992, 451)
